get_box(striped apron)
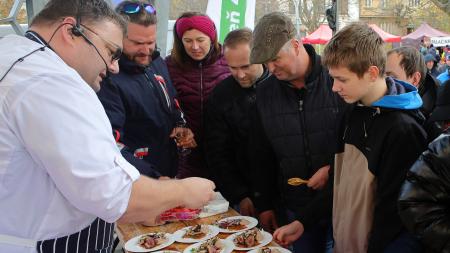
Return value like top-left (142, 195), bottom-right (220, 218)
top-left (36, 218), bottom-right (115, 253)
top-left (0, 218), bottom-right (115, 253)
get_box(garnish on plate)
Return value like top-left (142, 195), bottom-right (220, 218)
top-left (190, 236), bottom-right (223, 253)
top-left (183, 225), bottom-right (208, 239)
top-left (215, 218), bottom-right (249, 230)
top-left (138, 232), bottom-right (167, 249)
top-left (233, 228), bottom-right (263, 248)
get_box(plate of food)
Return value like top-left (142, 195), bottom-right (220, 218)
top-left (124, 232), bottom-right (175, 252)
top-left (214, 216), bottom-right (258, 233)
top-left (248, 247), bottom-right (292, 253)
top-left (183, 236), bottom-right (234, 253)
top-left (173, 225), bottom-right (220, 243)
top-left (226, 228), bottom-right (272, 251)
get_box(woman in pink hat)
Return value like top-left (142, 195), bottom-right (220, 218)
top-left (166, 12), bottom-right (230, 179)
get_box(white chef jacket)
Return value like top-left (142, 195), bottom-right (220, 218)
top-left (0, 34), bottom-right (140, 253)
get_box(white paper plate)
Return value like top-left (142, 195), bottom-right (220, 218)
top-left (226, 230), bottom-right (272, 251)
top-left (247, 246), bottom-right (291, 253)
top-left (215, 215), bottom-right (258, 233)
top-left (124, 232), bottom-right (175, 252)
top-left (183, 238), bottom-right (234, 253)
top-left (173, 225), bottom-right (220, 243)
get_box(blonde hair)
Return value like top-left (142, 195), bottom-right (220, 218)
top-left (323, 22), bottom-right (386, 78)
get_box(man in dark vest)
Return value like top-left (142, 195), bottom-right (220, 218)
top-left (249, 12), bottom-right (347, 252)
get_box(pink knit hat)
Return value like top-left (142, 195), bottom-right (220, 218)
top-left (175, 15), bottom-right (217, 43)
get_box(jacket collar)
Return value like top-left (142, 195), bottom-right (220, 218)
top-left (304, 44), bottom-right (322, 89)
top-left (118, 50), bottom-right (161, 74)
top-left (253, 65), bottom-right (271, 88)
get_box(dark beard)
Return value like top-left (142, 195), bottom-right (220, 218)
top-left (130, 49), bottom-right (154, 66)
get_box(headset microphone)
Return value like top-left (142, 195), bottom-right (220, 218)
top-left (73, 26), bottom-right (109, 70)
top-left (72, 0), bottom-right (110, 78)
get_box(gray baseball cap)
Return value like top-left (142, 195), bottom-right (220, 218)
top-left (250, 12), bottom-right (296, 64)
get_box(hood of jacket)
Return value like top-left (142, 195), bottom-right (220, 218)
top-left (372, 77), bottom-right (423, 110)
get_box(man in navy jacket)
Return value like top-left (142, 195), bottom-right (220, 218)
top-left (98, 0), bottom-right (196, 178)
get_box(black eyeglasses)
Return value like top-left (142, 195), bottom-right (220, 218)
top-left (119, 2), bottom-right (156, 15)
top-left (80, 24), bottom-right (122, 62)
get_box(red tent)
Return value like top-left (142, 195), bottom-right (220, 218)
top-left (302, 24), bottom-right (332, 45)
top-left (402, 23), bottom-right (449, 45)
top-left (369, 24), bottom-right (401, 43)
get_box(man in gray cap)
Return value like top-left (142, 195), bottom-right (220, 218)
top-left (248, 12), bottom-right (347, 252)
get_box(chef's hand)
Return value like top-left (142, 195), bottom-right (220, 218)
top-left (140, 215), bottom-right (165, 227)
top-left (180, 177), bottom-right (215, 209)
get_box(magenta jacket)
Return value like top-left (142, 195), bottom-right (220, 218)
top-left (166, 52), bottom-right (230, 178)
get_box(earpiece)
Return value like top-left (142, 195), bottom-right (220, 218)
top-left (72, 0), bottom-right (83, 37)
top-left (71, 24), bottom-right (83, 37)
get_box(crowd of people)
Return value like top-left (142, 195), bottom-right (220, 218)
top-left (0, 0), bottom-right (449, 253)
top-left (420, 41), bottom-right (450, 84)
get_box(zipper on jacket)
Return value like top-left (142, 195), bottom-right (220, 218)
top-left (144, 70), bottom-right (171, 112)
top-left (297, 88), bottom-right (312, 170)
top-left (143, 72), bottom-right (154, 88)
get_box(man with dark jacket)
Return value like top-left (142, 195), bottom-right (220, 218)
top-left (205, 28), bottom-right (270, 217)
top-left (248, 12), bottom-right (347, 252)
top-left (386, 46), bottom-right (439, 119)
top-left (97, 0), bottom-right (196, 178)
top-left (398, 83), bottom-right (450, 253)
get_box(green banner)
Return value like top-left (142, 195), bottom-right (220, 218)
top-left (219, 0), bottom-right (247, 43)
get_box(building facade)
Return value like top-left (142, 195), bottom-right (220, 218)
top-left (359, 0), bottom-right (420, 35)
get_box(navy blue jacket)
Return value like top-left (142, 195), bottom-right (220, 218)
top-left (98, 52), bottom-right (183, 177)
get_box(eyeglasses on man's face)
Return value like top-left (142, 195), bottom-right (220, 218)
top-left (80, 24), bottom-right (122, 62)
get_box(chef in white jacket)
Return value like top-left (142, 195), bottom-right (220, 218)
top-left (0, 0), bottom-right (215, 252)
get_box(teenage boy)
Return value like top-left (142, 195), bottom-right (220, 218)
top-left (272, 22), bottom-right (427, 253)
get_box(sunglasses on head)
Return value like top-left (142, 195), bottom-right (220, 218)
top-left (120, 2), bottom-right (156, 15)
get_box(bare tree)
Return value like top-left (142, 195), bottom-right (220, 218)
top-left (363, 0), bottom-right (450, 33)
top-left (169, 0), bottom-right (208, 19)
top-left (297, 0), bottom-right (329, 32)
top-left (255, 0), bottom-right (286, 22)
top-left (167, 0), bottom-right (332, 34)
top-left (428, 0), bottom-right (450, 14)
top-left (168, 0), bottom-right (286, 23)
top-left (411, 0), bottom-right (450, 31)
